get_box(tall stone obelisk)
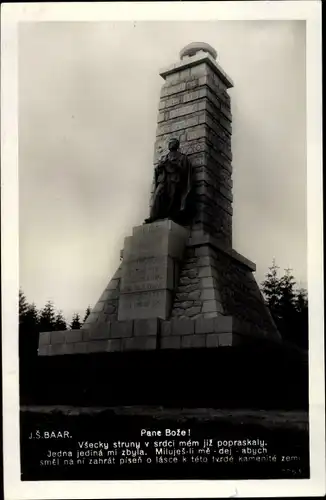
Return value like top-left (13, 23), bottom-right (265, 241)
top-left (154, 42), bottom-right (233, 250)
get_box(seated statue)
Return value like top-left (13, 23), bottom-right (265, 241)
top-left (145, 138), bottom-right (193, 225)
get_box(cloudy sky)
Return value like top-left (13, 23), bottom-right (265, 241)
top-left (18, 20), bottom-right (306, 321)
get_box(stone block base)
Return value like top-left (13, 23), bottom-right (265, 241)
top-left (38, 315), bottom-right (260, 356)
top-left (38, 319), bottom-right (158, 356)
top-left (159, 316), bottom-right (245, 350)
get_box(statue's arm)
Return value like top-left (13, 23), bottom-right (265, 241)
top-left (156, 157), bottom-right (166, 177)
top-left (153, 163), bottom-right (160, 186)
top-left (152, 158), bottom-right (164, 191)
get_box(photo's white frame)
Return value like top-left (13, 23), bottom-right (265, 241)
top-left (1, 1), bottom-right (324, 498)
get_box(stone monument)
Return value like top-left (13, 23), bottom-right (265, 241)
top-left (38, 42), bottom-right (282, 356)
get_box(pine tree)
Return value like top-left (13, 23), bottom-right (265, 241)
top-left (278, 268), bottom-right (297, 342)
top-left (19, 288), bottom-right (29, 324)
top-left (70, 313), bottom-right (81, 329)
top-left (19, 288), bottom-right (39, 334)
top-left (261, 258), bottom-right (282, 321)
top-left (24, 302), bottom-right (39, 332)
top-left (39, 300), bottom-right (56, 332)
top-left (261, 262), bottom-right (309, 350)
top-left (83, 306), bottom-right (91, 324)
top-left (18, 292), bottom-right (40, 363)
top-left (294, 288), bottom-right (309, 349)
top-left (296, 288), bottom-right (308, 313)
top-left (54, 310), bottom-right (67, 331)
top-left (279, 268), bottom-right (297, 303)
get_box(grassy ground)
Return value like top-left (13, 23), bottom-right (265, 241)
top-left (21, 405), bottom-right (308, 429)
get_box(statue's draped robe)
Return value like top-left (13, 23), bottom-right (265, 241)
top-left (150, 151), bottom-right (193, 223)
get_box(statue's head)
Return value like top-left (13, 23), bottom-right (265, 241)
top-left (168, 138), bottom-right (179, 151)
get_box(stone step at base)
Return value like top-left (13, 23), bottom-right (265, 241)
top-left (37, 314), bottom-right (275, 356)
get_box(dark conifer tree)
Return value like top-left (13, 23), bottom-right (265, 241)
top-left (261, 258), bottom-right (282, 321)
top-left (18, 290), bottom-right (40, 364)
top-left (294, 288), bottom-right (309, 349)
top-left (296, 288), bottom-right (308, 312)
top-left (70, 313), bottom-right (81, 329)
top-left (277, 268), bottom-right (298, 343)
top-left (23, 303), bottom-right (39, 331)
top-left (19, 288), bottom-right (29, 325)
top-left (54, 310), bottom-right (67, 331)
top-left (261, 261), bottom-right (308, 350)
top-left (39, 300), bottom-right (56, 332)
top-left (19, 289), bottom-right (39, 334)
top-left (83, 306), bottom-right (91, 324)
top-left (278, 268), bottom-right (297, 311)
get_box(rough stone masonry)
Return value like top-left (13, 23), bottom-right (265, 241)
top-left (38, 42), bottom-right (282, 356)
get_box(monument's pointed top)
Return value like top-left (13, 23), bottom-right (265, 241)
top-left (179, 42), bottom-right (217, 61)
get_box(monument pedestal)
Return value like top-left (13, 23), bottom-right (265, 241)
top-left (118, 219), bottom-right (189, 321)
top-left (38, 222), bottom-right (281, 356)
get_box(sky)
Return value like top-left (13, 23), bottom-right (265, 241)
top-left (18, 20), bottom-right (307, 322)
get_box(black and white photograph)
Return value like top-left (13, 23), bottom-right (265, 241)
top-left (1, 1), bottom-right (324, 498)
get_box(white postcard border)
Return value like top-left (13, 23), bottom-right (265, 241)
top-left (1, 1), bottom-right (324, 498)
